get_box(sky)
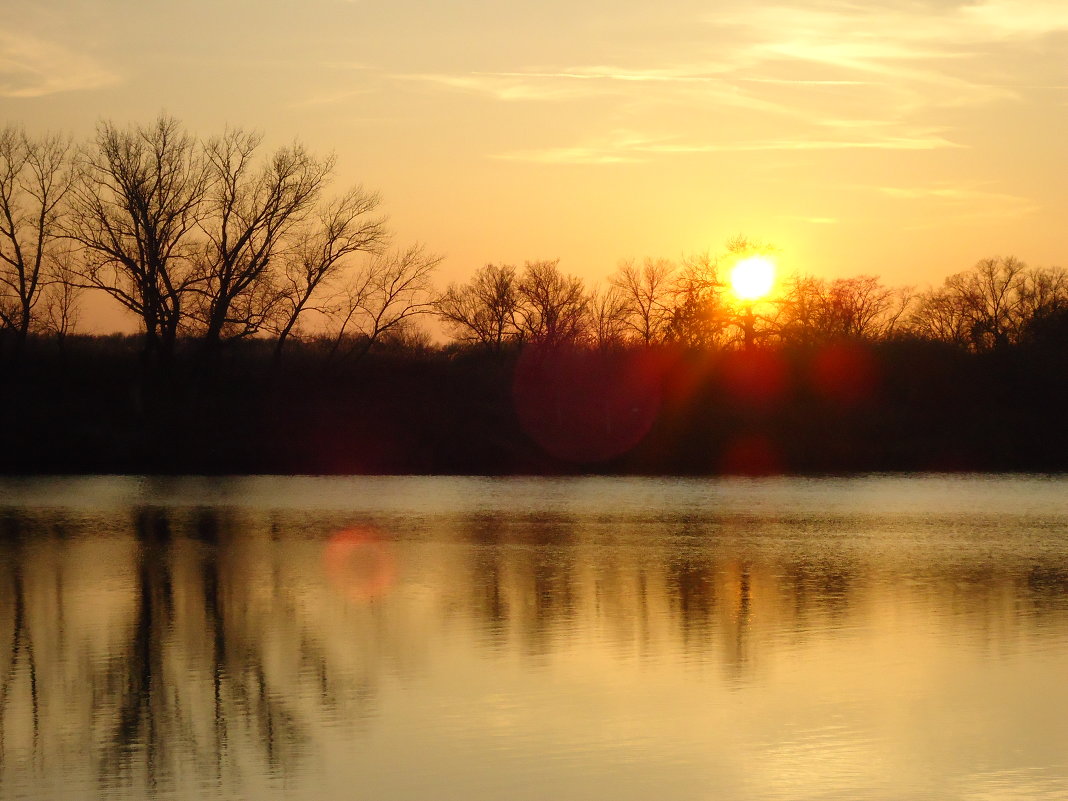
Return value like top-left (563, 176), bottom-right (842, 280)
top-left (2, 0), bottom-right (1066, 330)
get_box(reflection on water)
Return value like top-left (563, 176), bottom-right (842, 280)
top-left (1, 475), bottom-right (1068, 800)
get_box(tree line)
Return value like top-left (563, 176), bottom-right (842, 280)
top-left (0, 116), bottom-right (436, 366)
top-left (438, 250), bottom-right (1068, 354)
top-left (3, 116), bottom-right (1067, 365)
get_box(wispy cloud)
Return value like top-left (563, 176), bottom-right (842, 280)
top-left (960, 0), bottom-right (1068, 37)
top-left (878, 183), bottom-right (1040, 224)
top-left (0, 31), bottom-right (118, 98)
top-left (396, 0), bottom-right (1059, 166)
top-left (495, 128), bottom-right (961, 165)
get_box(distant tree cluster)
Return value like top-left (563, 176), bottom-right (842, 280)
top-left (0, 116), bottom-right (439, 365)
top-left (437, 247), bottom-right (1067, 354)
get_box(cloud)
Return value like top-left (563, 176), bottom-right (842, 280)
top-left (0, 30), bottom-right (118, 98)
top-left (397, 0), bottom-right (1059, 165)
top-left (878, 183), bottom-right (1040, 223)
top-left (961, 0), bottom-right (1068, 37)
top-left (495, 128), bottom-right (961, 165)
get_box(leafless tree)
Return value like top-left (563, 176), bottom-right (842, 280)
top-left (271, 185), bottom-right (387, 359)
top-left (324, 244), bottom-right (441, 361)
top-left (0, 127), bottom-right (73, 351)
top-left (774, 273), bottom-right (911, 344)
top-left (436, 263), bottom-right (522, 349)
top-left (41, 248), bottom-right (83, 344)
top-left (66, 115), bottom-right (210, 365)
top-left (515, 260), bottom-right (589, 346)
top-left (951, 256), bottom-right (1028, 349)
top-left (664, 252), bottom-right (731, 348)
top-left (909, 288), bottom-right (972, 347)
top-left (193, 130), bottom-right (334, 348)
top-left (609, 257), bottom-right (675, 345)
top-left (910, 257), bottom-right (1029, 350)
top-left (588, 284), bottom-right (630, 350)
top-left (1017, 265), bottom-right (1068, 324)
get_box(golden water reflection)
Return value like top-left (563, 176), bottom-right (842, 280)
top-left (2, 477), bottom-right (1068, 800)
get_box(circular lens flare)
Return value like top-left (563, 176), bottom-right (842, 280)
top-left (730, 256), bottom-right (775, 301)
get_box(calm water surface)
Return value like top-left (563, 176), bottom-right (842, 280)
top-left (2, 474), bottom-right (1068, 801)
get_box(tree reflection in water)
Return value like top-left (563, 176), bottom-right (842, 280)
top-left (0, 496), bottom-right (1067, 798)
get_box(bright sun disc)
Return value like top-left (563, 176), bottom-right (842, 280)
top-left (730, 255), bottom-right (775, 301)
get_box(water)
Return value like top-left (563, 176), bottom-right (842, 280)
top-left (2, 474), bottom-right (1068, 801)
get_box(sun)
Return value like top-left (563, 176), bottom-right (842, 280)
top-left (729, 255), bottom-right (776, 301)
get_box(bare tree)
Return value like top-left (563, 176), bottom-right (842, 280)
top-left (609, 257), bottom-right (675, 344)
top-left (910, 288), bottom-right (972, 347)
top-left (515, 260), bottom-right (589, 346)
top-left (436, 263), bottom-right (522, 349)
top-left (951, 256), bottom-right (1027, 349)
top-left (664, 252), bottom-right (730, 348)
top-left (910, 257), bottom-right (1029, 350)
top-left (193, 130), bottom-right (334, 348)
top-left (271, 185), bottom-right (387, 359)
top-left (772, 273), bottom-right (824, 346)
top-left (41, 249), bottom-right (83, 344)
top-left (66, 115), bottom-right (210, 366)
top-left (1017, 265), bottom-right (1068, 324)
top-left (0, 127), bottom-right (73, 351)
top-left (588, 284), bottom-right (630, 350)
top-left (774, 273), bottom-right (911, 344)
top-left (324, 244), bottom-right (441, 361)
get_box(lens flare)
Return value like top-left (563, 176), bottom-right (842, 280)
top-left (323, 527), bottom-right (397, 602)
top-left (729, 256), bottom-right (775, 301)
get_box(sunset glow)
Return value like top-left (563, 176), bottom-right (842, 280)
top-left (2, 0), bottom-right (1064, 336)
top-left (729, 255), bottom-right (776, 301)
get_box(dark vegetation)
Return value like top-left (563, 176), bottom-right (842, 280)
top-left (2, 117), bottom-right (1067, 475)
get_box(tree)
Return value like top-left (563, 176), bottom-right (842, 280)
top-left (515, 260), bottom-right (589, 346)
top-left (664, 253), bottom-right (731, 348)
top-left (910, 287), bottom-right (972, 347)
top-left (776, 274), bottom-right (910, 344)
top-left (66, 115), bottom-right (210, 366)
top-left (910, 257), bottom-right (1029, 350)
top-left (1017, 265), bottom-right (1068, 326)
top-left (436, 263), bottom-right (522, 349)
top-left (271, 185), bottom-right (388, 359)
top-left (772, 273), bottom-right (825, 346)
top-left (323, 244), bottom-right (441, 361)
top-left (609, 257), bottom-right (675, 344)
top-left (588, 284), bottom-right (630, 350)
top-left (950, 256), bottom-right (1027, 350)
top-left (193, 129), bottom-right (334, 348)
top-left (41, 249), bottom-right (82, 345)
top-left (0, 126), bottom-right (73, 351)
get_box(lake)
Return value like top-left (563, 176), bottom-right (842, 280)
top-left (2, 474), bottom-right (1068, 800)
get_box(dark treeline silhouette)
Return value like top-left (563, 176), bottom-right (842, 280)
top-left (3, 307), bottom-right (1067, 475)
top-left (2, 117), bottom-right (1067, 475)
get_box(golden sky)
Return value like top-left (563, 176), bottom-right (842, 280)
top-left (2, 0), bottom-right (1066, 322)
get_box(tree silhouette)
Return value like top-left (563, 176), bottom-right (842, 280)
top-left (0, 127), bottom-right (73, 353)
top-left (436, 263), bottom-right (523, 349)
top-left (193, 130), bottom-right (333, 350)
top-left (609, 257), bottom-right (675, 345)
top-left (272, 186), bottom-right (388, 360)
top-left (322, 244), bottom-right (440, 362)
top-left (515, 260), bottom-right (589, 346)
top-left (67, 115), bottom-right (209, 367)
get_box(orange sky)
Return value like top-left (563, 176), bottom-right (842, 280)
top-left (3, 0), bottom-right (1065, 331)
